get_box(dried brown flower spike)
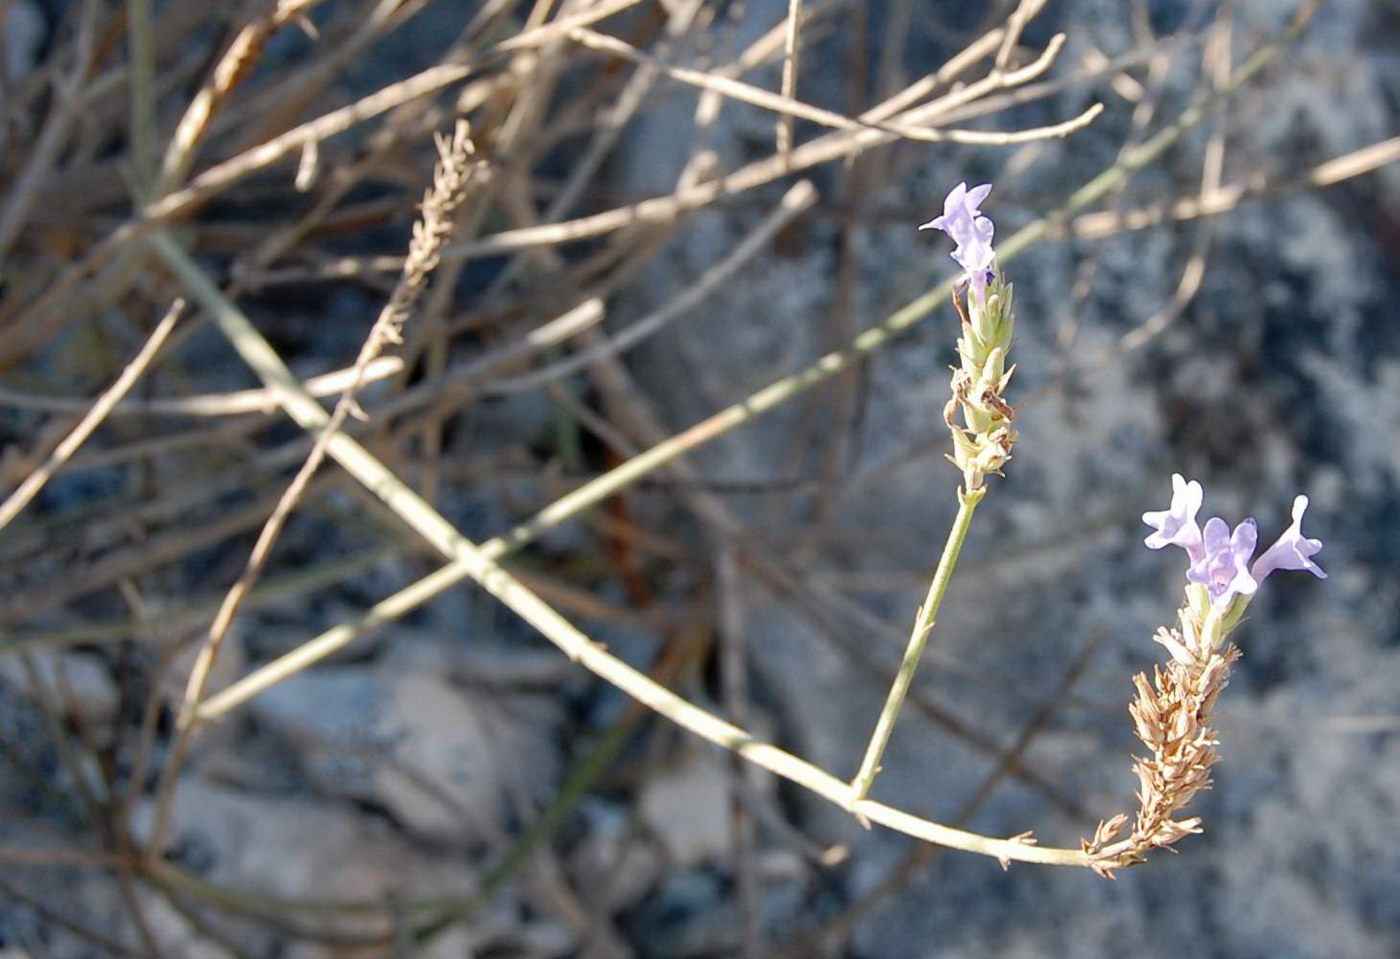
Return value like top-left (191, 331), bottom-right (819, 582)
top-left (1085, 610), bottom-right (1239, 876)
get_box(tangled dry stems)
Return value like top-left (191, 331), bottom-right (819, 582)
top-left (0, 0), bottom-right (1350, 950)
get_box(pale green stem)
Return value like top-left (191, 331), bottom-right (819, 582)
top-left (1200, 602), bottom-right (1226, 651)
top-left (849, 486), bottom-right (984, 804)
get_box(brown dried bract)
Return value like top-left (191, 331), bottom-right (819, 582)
top-left (997, 830), bottom-right (1039, 871)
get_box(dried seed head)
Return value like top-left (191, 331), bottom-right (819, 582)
top-left (1085, 596), bottom-right (1241, 874)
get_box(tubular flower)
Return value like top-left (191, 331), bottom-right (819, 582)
top-left (920, 181), bottom-right (996, 303)
top-left (1142, 473), bottom-right (1205, 564)
top-left (1251, 495), bottom-right (1327, 583)
top-left (1187, 517), bottom-right (1259, 608)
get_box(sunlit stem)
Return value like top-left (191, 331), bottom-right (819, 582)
top-left (849, 485), bottom-right (985, 805)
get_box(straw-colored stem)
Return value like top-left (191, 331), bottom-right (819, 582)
top-left (849, 486), bottom-right (984, 804)
top-left (777, 0), bottom-right (802, 160)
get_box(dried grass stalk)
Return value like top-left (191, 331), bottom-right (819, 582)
top-left (352, 119), bottom-right (481, 376)
top-left (149, 118), bottom-right (483, 851)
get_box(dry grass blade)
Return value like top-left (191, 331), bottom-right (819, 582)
top-left (484, 179), bottom-right (817, 393)
top-left (0, 1), bottom-right (102, 263)
top-left (570, 26), bottom-right (1103, 147)
top-left (157, 0), bottom-right (329, 193)
top-left (1066, 134), bottom-right (1400, 241)
top-left (2, 61), bottom-right (479, 370)
top-left (0, 356), bottom-right (404, 417)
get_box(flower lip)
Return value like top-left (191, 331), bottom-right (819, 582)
top-left (1145, 479), bottom-right (1326, 609)
top-left (918, 181), bottom-right (993, 239)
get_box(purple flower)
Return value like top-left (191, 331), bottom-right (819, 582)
top-left (1143, 473), bottom-right (1205, 564)
top-left (920, 182), bottom-right (992, 243)
top-left (1251, 495), bottom-right (1327, 583)
top-left (920, 182), bottom-right (996, 301)
top-left (1187, 517), bottom-right (1260, 608)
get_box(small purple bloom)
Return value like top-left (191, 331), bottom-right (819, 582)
top-left (920, 182), bottom-right (996, 301)
top-left (920, 182), bottom-right (992, 243)
top-left (1187, 516), bottom-right (1259, 608)
top-left (1251, 495), bottom-right (1327, 583)
top-left (1143, 473), bottom-right (1205, 564)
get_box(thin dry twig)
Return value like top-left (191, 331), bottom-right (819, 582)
top-left (777, 0), bottom-right (803, 162)
top-left (0, 875), bottom-right (146, 958)
top-left (0, 0), bottom-right (101, 262)
top-left (156, 0), bottom-right (328, 193)
top-left (482, 179), bottom-right (817, 393)
top-left (718, 544), bottom-right (763, 959)
top-left (0, 355), bottom-right (404, 417)
top-left (569, 26), bottom-right (1103, 148)
top-left (1065, 134), bottom-right (1400, 240)
top-left (0, 300), bottom-right (184, 532)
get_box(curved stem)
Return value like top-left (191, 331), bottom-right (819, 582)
top-left (849, 485), bottom-right (984, 804)
top-left (155, 236), bottom-right (1086, 870)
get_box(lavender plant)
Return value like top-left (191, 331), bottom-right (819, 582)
top-left (1086, 477), bottom-right (1326, 872)
top-left (850, 184), bottom-right (1327, 873)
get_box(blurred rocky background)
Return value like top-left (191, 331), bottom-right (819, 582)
top-left (0, 0), bottom-right (1397, 956)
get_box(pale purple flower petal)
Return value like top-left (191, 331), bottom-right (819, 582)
top-left (964, 182), bottom-right (993, 212)
top-left (1251, 495), bottom-right (1327, 583)
top-left (1187, 516), bottom-right (1259, 608)
top-left (1143, 473), bottom-right (1205, 564)
top-left (1145, 480), bottom-right (1326, 609)
top-left (954, 228), bottom-right (996, 301)
top-left (918, 181), bottom-right (967, 235)
top-left (918, 181), bottom-right (992, 242)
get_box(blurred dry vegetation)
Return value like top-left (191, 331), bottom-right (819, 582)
top-left (1, 0), bottom-right (1398, 956)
